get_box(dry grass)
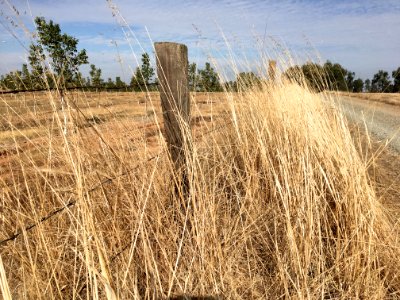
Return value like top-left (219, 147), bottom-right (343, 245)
top-left (334, 91), bottom-right (400, 106)
top-left (0, 91), bottom-right (223, 143)
top-left (1, 81), bottom-right (400, 299)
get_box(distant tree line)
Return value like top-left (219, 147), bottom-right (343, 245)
top-left (1, 17), bottom-right (399, 94)
top-left (284, 61), bottom-right (400, 93)
top-left (0, 16), bottom-right (279, 94)
top-left (0, 16), bottom-right (227, 93)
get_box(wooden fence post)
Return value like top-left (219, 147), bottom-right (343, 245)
top-left (154, 42), bottom-right (191, 192)
top-left (268, 60), bottom-right (277, 83)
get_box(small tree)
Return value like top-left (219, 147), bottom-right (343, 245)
top-left (188, 62), bottom-right (199, 91)
top-left (72, 72), bottom-right (86, 87)
top-left (235, 72), bottom-right (261, 90)
top-left (392, 67), bottom-right (400, 92)
top-left (371, 70), bottom-right (391, 92)
top-left (324, 61), bottom-right (349, 91)
top-left (105, 78), bottom-right (115, 89)
top-left (130, 68), bottom-right (143, 91)
top-left (283, 65), bottom-right (303, 85)
top-left (115, 77), bottom-right (126, 89)
top-left (89, 64), bottom-right (103, 87)
top-left (352, 78), bottom-right (364, 93)
top-left (346, 71), bottom-right (355, 91)
top-left (0, 72), bottom-right (18, 90)
top-left (198, 62), bottom-right (222, 92)
top-left (303, 63), bottom-right (327, 92)
top-left (140, 53), bottom-right (154, 86)
top-left (28, 43), bottom-right (46, 89)
top-left (21, 64), bottom-right (33, 90)
top-left (0, 67), bottom-right (28, 91)
top-left (28, 17), bottom-right (88, 88)
top-left (130, 52), bottom-right (154, 91)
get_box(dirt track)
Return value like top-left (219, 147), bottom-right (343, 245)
top-left (338, 96), bottom-right (400, 153)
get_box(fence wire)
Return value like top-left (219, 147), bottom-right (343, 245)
top-left (0, 119), bottom-right (232, 247)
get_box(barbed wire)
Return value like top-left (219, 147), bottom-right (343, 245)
top-left (0, 151), bottom-right (163, 247)
top-left (0, 118), bottom-right (233, 247)
top-left (0, 120), bottom-right (235, 300)
top-left (87, 121), bottom-right (233, 265)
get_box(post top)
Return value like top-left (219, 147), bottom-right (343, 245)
top-left (154, 42), bottom-right (187, 50)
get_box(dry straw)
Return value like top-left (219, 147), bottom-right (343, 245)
top-left (1, 59), bottom-right (400, 299)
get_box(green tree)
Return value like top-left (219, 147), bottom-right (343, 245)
top-left (283, 65), bottom-right (303, 85)
top-left (224, 80), bottom-right (237, 92)
top-left (0, 72), bottom-right (18, 90)
top-left (371, 70), bottom-right (391, 92)
top-left (130, 68), bottom-right (143, 91)
top-left (21, 64), bottom-right (33, 89)
top-left (235, 72), bottom-right (261, 90)
top-left (188, 62), bottom-right (199, 91)
top-left (0, 75), bottom-right (4, 90)
top-left (346, 71), bottom-right (355, 91)
top-left (28, 17), bottom-right (88, 88)
top-left (28, 43), bottom-right (46, 89)
top-left (352, 78), bottom-right (364, 93)
top-left (198, 62), bottom-right (222, 92)
top-left (140, 53), bottom-right (154, 86)
top-left (89, 64), bottom-right (103, 87)
top-left (71, 72), bottom-right (86, 87)
top-left (392, 67), bottom-right (400, 92)
top-left (105, 78), bottom-right (115, 89)
top-left (115, 76), bottom-right (126, 89)
top-left (284, 61), bottom-right (362, 92)
top-left (324, 61), bottom-right (349, 91)
top-left (283, 62), bottom-right (325, 92)
top-left (0, 69), bottom-right (27, 90)
top-left (130, 52), bottom-right (154, 91)
top-left (301, 62), bottom-right (327, 92)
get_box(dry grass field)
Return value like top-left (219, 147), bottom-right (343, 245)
top-left (1, 84), bottom-right (400, 299)
top-left (0, 91), bottom-right (225, 143)
top-left (335, 91), bottom-right (400, 106)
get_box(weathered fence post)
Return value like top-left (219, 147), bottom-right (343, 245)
top-left (268, 60), bottom-right (277, 83)
top-left (154, 42), bottom-right (191, 193)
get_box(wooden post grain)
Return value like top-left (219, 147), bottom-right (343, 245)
top-left (154, 42), bottom-right (191, 190)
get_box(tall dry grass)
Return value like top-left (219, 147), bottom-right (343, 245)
top-left (1, 77), bottom-right (400, 299)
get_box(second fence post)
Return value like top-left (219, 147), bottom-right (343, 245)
top-left (154, 42), bottom-right (191, 194)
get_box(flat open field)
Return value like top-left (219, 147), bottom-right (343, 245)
top-left (1, 90), bottom-right (398, 224)
top-left (0, 91), bottom-right (227, 144)
top-left (0, 91), bottom-right (228, 179)
top-left (2, 90), bottom-right (397, 177)
top-left (1, 88), bottom-right (400, 299)
top-left (1, 90), bottom-right (398, 202)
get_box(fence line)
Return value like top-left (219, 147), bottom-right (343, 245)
top-left (0, 41), bottom-right (235, 253)
top-left (0, 152), bottom-right (163, 247)
top-left (60, 120), bottom-right (233, 296)
top-left (0, 117), bottom-right (232, 248)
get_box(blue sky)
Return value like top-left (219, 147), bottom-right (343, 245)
top-left (0, 0), bottom-right (399, 82)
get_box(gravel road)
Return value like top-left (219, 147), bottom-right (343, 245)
top-left (337, 96), bottom-right (400, 153)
